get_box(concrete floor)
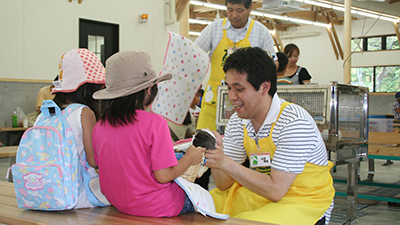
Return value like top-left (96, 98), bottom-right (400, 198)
top-left (1, 156), bottom-right (399, 224)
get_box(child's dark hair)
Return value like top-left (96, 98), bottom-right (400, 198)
top-left (192, 130), bottom-right (216, 150)
top-left (53, 83), bottom-right (103, 118)
top-left (99, 85), bottom-right (158, 127)
top-left (276, 52), bottom-right (288, 72)
top-left (182, 112), bottom-right (192, 125)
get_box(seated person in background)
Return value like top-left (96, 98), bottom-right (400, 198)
top-left (169, 87), bottom-right (203, 142)
top-left (36, 76), bottom-right (57, 112)
top-left (276, 52), bottom-right (293, 85)
top-left (168, 111), bottom-right (196, 142)
top-left (205, 47), bottom-right (334, 225)
top-left (26, 76), bottom-right (57, 126)
top-left (92, 50), bottom-right (205, 217)
top-left (189, 88), bottom-right (203, 125)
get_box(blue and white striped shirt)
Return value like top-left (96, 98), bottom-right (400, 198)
top-left (223, 93), bottom-right (333, 224)
top-left (194, 18), bottom-right (277, 60)
top-left (223, 93), bottom-right (328, 173)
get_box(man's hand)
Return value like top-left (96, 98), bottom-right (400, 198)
top-left (204, 147), bottom-right (226, 169)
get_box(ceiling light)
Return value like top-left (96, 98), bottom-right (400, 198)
top-left (189, 31), bottom-right (202, 36)
top-left (189, 18), bottom-right (213, 25)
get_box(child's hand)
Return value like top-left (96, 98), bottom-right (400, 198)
top-left (185, 145), bottom-right (205, 165)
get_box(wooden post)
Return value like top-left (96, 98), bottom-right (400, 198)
top-left (177, 0), bottom-right (189, 38)
top-left (394, 22), bottom-right (400, 45)
top-left (343, 0), bottom-right (352, 85)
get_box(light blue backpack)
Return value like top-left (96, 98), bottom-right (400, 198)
top-left (11, 100), bottom-right (106, 210)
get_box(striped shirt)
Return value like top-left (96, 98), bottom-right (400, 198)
top-left (223, 93), bottom-right (328, 174)
top-left (223, 93), bottom-right (333, 224)
top-left (194, 18), bottom-right (277, 60)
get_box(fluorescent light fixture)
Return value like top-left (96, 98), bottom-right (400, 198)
top-left (379, 16), bottom-right (400, 23)
top-left (313, 21), bottom-right (331, 28)
top-left (293, 0), bottom-right (399, 22)
top-left (357, 11), bottom-right (380, 19)
top-left (203, 2), bottom-right (226, 10)
top-left (289, 17), bottom-right (313, 25)
top-left (304, 0), bottom-right (331, 8)
top-left (190, 0), bottom-right (203, 6)
top-left (189, 18), bottom-right (213, 25)
top-left (331, 6), bottom-right (345, 12)
top-left (189, 31), bottom-right (202, 36)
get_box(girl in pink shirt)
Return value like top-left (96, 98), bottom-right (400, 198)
top-left (92, 50), bottom-right (205, 217)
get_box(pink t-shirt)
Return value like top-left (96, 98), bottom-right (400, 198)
top-left (93, 110), bottom-right (185, 217)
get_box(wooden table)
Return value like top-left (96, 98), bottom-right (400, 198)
top-left (0, 127), bottom-right (28, 146)
top-left (0, 181), bottom-right (272, 225)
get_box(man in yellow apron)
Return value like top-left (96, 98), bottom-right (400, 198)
top-left (204, 47), bottom-right (335, 225)
top-left (195, 0), bottom-right (277, 131)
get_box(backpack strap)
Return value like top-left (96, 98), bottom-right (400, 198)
top-left (40, 100), bottom-right (62, 117)
top-left (81, 162), bottom-right (108, 207)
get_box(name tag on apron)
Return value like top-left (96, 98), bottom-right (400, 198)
top-left (250, 152), bottom-right (271, 167)
top-left (250, 152), bottom-right (271, 174)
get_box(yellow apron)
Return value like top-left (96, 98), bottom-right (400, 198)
top-left (211, 102), bottom-right (335, 225)
top-left (197, 19), bottom-right (254, 131)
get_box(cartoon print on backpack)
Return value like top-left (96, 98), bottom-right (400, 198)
top-left (11, 49), bottom-right (109, 210)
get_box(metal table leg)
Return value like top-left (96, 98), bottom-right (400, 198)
top-left (8, 156), bottom-right (15, 182)
top-left (345, 160), bottom-right (359, 224)
top-left (367, 158), bottom-right (375, 182)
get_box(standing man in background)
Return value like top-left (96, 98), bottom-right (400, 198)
top-left (195, 0), bottom-right (277, 131)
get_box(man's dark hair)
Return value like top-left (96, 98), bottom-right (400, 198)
top-left (225, 0), bottom-right (252, 9)
top-left (98, 85), bottom-right (158, 127)
top-left (223, 47), bottom-right (277, 96)
top-left (276, 52), bottom-right (288, 72)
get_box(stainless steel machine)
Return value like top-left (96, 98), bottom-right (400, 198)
top-left (216, 82), bottom-right (369, 223)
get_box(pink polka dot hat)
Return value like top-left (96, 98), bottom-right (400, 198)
top-left (52, 48), bottom-right (106, 94)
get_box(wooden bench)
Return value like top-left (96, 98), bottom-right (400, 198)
top-left (0, 181), bottom-right (272, 225)
top-left (0, 146), bottom-right (18, 158)
top-left (367, 131), bottom-right (400, 181)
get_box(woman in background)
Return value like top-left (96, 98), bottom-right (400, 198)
top-left (284, 43), bottom-right (312, 84)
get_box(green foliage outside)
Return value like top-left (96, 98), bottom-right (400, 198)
top-left (351, 35), bottom-right (400, 92)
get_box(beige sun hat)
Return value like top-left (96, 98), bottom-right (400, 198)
top-left (93, 50), bottom-right (172, 100)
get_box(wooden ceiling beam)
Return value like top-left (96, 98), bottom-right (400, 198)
top-left (176, 0), bottom-right (190, 21)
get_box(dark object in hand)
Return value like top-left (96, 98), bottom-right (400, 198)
top-left (192, 130), bottom-right (216, 150)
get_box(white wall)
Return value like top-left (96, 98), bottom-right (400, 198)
top-left (279, 18), bottom-right (400, 85)
top-left (0, 0), bottom-right (180, 81)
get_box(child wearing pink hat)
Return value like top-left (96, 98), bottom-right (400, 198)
top-left (49, 48), bottom-right (107, 208)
